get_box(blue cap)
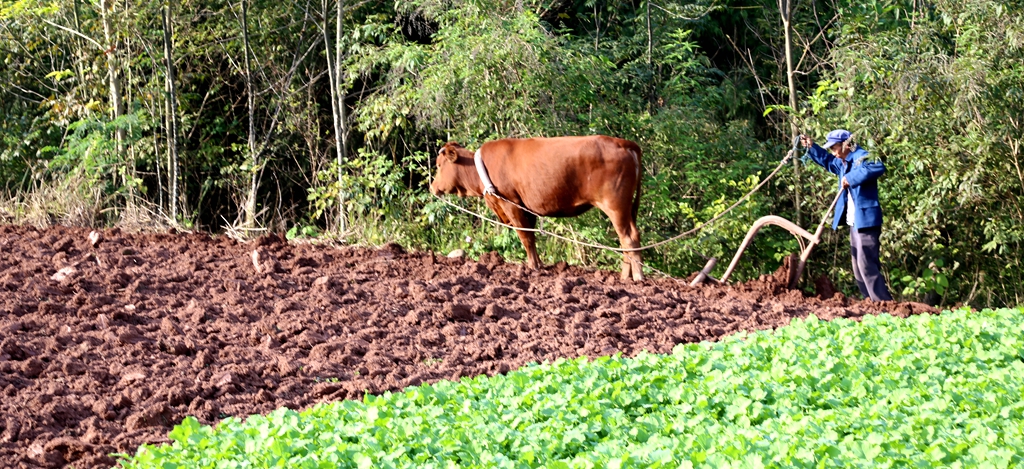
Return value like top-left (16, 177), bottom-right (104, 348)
top-left (821, 129), bottom-right (851, 149)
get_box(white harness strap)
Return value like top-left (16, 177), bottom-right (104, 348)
top-left (474, 148), bottom-right (497, 195)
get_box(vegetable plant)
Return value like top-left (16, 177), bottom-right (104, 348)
top-left (119, 307), bottom-right (1024, 468)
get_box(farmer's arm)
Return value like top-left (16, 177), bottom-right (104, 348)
top-left (798, 139), bottom-right (839, 178)
top-left (845, 158), bottom-right (886, 187)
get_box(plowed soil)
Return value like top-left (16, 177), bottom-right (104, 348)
top-left (0, 225), bottom-right (936, 468)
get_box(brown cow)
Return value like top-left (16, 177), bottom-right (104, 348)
top-left (429, 135), bottom-right (644, 281)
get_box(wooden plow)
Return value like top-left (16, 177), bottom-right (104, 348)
top-left (691, 190), bottom-right (843, 289)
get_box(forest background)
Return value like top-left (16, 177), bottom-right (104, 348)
top-left (1, 0), bottom-right (1022, 307)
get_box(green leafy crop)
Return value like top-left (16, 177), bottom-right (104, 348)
top-left (119, 308), bottom-right (1024, 468)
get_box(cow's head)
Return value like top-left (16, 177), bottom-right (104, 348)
top-left (430, 141), bottom-right (470, 196)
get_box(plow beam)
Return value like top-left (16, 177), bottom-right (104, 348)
top-left (719, 216), bottom-right (822, 287)
top-left (719, 190), bottom-right (843, 289)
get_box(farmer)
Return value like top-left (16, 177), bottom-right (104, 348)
top-left (800, 130), bottom-right (894, 302)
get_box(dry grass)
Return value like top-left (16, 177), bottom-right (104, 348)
top-left (0, 176), bottom-right (179, 232)
top-left (220, 209), bottom-right (271, 242)
top-left (116, 197), bottom-right (180, 233)
top-left (0, 175), bottom-right (105, 228)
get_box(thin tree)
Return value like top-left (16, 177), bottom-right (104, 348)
top-left (646, 0), bottom-right (652, 65)
top-left (89, 0), bottom-right (136, 206)
top-left (162, 1), bottom-right (181, 223)
top-left (322, 0), bottom-right (348, 234)
top-left (779, 0), bottom-right (802, 226)
top-left (70, 0), bottom-right (90, 106)
top-left (229, 0), bottom-right (320, 230)
top-left (240, 0), bottom-right (259, 229)
top-left (36, 1), bottom-right (128, 197)
top-left (99, 0), bottom-right (127, 152)
top-left (335, 0), bottom-right (347, 235)
top-left (646, 0), bottom-right (653, 110)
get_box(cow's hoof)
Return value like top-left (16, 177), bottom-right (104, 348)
top-left (622, 262), bottom-right (644, 282)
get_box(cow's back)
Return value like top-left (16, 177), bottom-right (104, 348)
top-left (481, 136), bottom-right (641, 216)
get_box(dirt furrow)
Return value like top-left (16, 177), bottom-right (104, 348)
top-left (0, 225), bottom-right (934, 468)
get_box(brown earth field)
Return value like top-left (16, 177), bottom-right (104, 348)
top-left (0, 224), bottom-right (938, 468)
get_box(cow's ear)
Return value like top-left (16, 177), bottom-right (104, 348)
top-left (443, 147), bottom-right (458, 163)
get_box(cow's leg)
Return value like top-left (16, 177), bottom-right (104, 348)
top-left (483, 195), bottom-right (513, 225)
top-left (485, 197), bottom-right (542, 269)
top-left (606, 208), bottom-right (645, 282)
top-left (508, 208), bottom-right (541, 270)
top-left (625, 218), bottom-right (644, 282)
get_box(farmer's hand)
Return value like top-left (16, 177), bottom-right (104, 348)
top-left (842, 177), bottom-right (850, 188)
top-left (799, 134), bottom-right (813, 148)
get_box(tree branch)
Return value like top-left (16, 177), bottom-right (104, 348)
top-left (40, 18), bottom-right (104, 50)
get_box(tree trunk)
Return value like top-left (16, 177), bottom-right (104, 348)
top-left (335, 0), bottom-right (347, 234)
top-left (99, 0), bottom-right (126, 153)
top-left (646, 0), bottom-right (652, 65)
top-left (71, 0), bottom-right (90, 105)
top-left (163, 4), bottom-right (181, 223)
top-left (781, 0), bottom-right (801, 226)
top-left (157, 103), bottom-right (164, 209)
top-left (323, 0), bottom-right (347, 234)
top-left (241, 0), bottom-right (258, 228)
top-left (646, 0), bottom-right (654, 110)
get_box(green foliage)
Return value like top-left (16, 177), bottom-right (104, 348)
top-left (894, 258), bottom-right (954, 298)
top-left (47, 112), bottom-right (149, 193)
top-left (801, 0), bottom-right (1024, 305)
top-left (285, 224), bottom-right (321, 240)
top-left (2, 0), bottom-right (1022, 304)
top-left (119, 307), bottom-right (1024, 468)
top-left (309, 148), bottom-right (406, 222)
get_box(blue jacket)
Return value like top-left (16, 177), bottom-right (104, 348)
top-left (804, 144), bottom-right (885, 231)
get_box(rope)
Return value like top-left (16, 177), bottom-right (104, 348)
top-left (488, 190), bottom-right (713, 259)
top-left (637, 259), bottom-right (690, 283)
top-left (433, 150), bottom-right (794, 254)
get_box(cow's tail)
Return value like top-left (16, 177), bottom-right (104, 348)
top-left (630, 146), bottom-right (643, 222)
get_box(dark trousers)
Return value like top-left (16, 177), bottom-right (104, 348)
top-left (850, 226), bottom-right (893, 301)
